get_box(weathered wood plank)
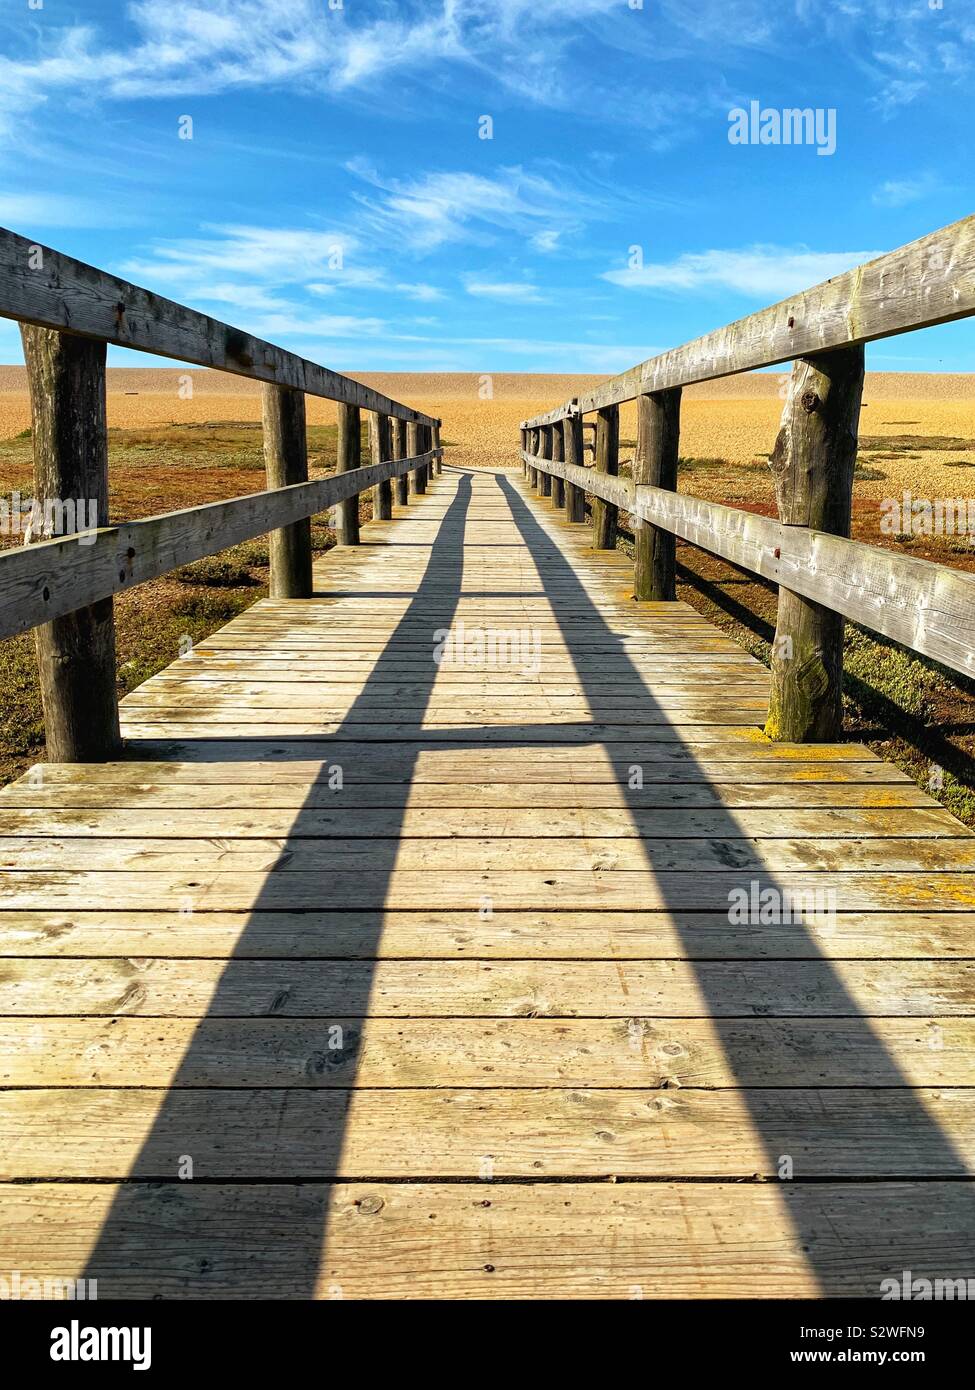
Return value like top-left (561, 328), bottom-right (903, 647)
top-left (3, 869), bottom-right (975, 911)
top-left (3, 958), bottom-right (974, 1017)
top-left (0, 226), bottom-right (436, 423)
top-left (3, 833), bottom-right (973, 875)
top-left (0, 449), bottom-right (440, 639)
top-left (3, 1180), bottom-right (972, 1298)
top-left (523, 212), bottom-right (975, 423)
top-left (2, 1088), bottom-right (972, 1179)
top-left (3, 1017), bottom-right (974, 1086)
top-left (1, 908), bottom-right (972, 959)
top-left (522, 453), bottom-right (975, 679)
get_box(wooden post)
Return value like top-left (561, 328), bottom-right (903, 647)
top-left (19, 325), bottom-right (121, 761)
top-left (370, 411), bottom-right (393, 520)
top-left (766, 347), bottom-right (865, 742)
top-left (538, 425), bottom-right (553, 496)
top-left (633, 388), bottom-right (681, 600)
top-left (592, 404), bottom-right (619, 549)
top-left (520, 427), bottom-right (528, 476)
top-left (564, 404), bottom-right (585, 522)
top-left (408, 421), bottom-right (426, 494)
top-left (551, 419), bottom-right (565, 507)
top-left (433, 419), bottom-right (443, 475)
top-left (392, 417), bottom-right (408, 506)
top-left (263, 383), bottom-right (313, 597)
top-left (336, 402), bottom-right (361, 545)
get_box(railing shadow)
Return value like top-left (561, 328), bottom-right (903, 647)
top-left (82, 471), bottom-right (475, 1297)
top-left (496, 469), bottom-right (975, 1297)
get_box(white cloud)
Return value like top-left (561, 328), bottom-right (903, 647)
top-left (395, 283), bottom-right (444, 302)
top-left (0, 0), bottom-right (971, 150)
top-left (464, 280), bottom-right (544, 303)
top-left (0, 193), bottom-right (125, 229)
top-left (531, 230), bottom-right (562, 254)
top-left (872, 173), bottom-right (940, 208)
top-left (346, 160), bottom-right (601, 252)
top-left (603, 245), bottom-right (885, 299)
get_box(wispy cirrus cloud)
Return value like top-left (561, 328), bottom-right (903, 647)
top-left (345, 160), bottom-right (605, 253)
top-left (464, 279), bottom-right (545, 304)
top-left (872, 172), bottom-right (942, 208)
top-left (603, 244), bottom-right (885, 299)
top-left (0, 192), bottom-right (132, 230)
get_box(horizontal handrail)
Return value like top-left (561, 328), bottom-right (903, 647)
top-left (0, 227), bottom-right (436, 426)
top-left (521, 449), bottom-right (975, 680)
top-left (522, 213), bottom-right (975, 427)
top-left (0, 449), bottom-right (441, 641)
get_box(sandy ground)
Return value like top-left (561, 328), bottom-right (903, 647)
top-left (1, 368), bottom-right (973, 506)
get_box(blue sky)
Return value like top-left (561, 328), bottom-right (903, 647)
top-left (0, 0), bottom-right (973, 372)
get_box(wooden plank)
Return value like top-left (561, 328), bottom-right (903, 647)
top-left (3, 1180), bottom-right (972, 1298)
top-left (522, 212), bottom-right (975, 423)
top-left (0, 780), bottom-right (932, 810)
top-left (3, 958), bottom-right (975, 1017)
top-left (0, 226), bottom-right (436, 424)
top-left (522, 454), bottom-right (975, 680)
top-left (0, 806), bottom-right (954, 839)
top-left (2, 1088), bottom-right (973, 1179)
top-left (1, 908), bottom-right (973, 960)
top-left (4, 833), bottom-right (974, 875)
top-left (0, 898), bottom-right (968, 956)
top-left (0, 449), bottom-right (440, 640)
top-left (4, 869), bottom-right (975, 911)
top-left (3, 1017), bottom-right (974, 1086)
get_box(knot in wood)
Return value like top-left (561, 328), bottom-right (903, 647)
top-left (800, 390), bottom-right (821, 414)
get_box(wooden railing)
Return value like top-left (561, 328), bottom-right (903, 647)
top-left (0, 227), bottom-right (442, 760)
top-left (521, 212), bottom-right (975, 742)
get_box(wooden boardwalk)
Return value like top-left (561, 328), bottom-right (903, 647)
top-left (2, 463), bottom-right (975, 1298)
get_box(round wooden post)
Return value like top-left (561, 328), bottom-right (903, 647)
top-left (336, 402), bottom-right (362, 545)
top-left (633, 388), bottom-right (681, 600)
top-left (408, 421), bottom-right (426, 494)
top-left (433, 419), bottom-right (443, 475)
top-left (766, 347), bottom-right (865, 742)
top-left (392, 417), bottom-right (408, 506)
top-left (370, 411), bottom-right (393, 520)
top-left (551, 419), bottom-right (565, 507)
top-left (262, 383), bottom-right (313, 597)
top-left (19, 325), bottom-right (121, 761)
top-left (538, 425), bottom-right (553, 495)
top-left (592, 404), bottom-right (619, 549)
top-left (564, 404), bottom-right (585, 522)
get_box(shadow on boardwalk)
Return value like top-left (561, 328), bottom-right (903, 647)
top-left (82, 465), bottom-right (975, 1297)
